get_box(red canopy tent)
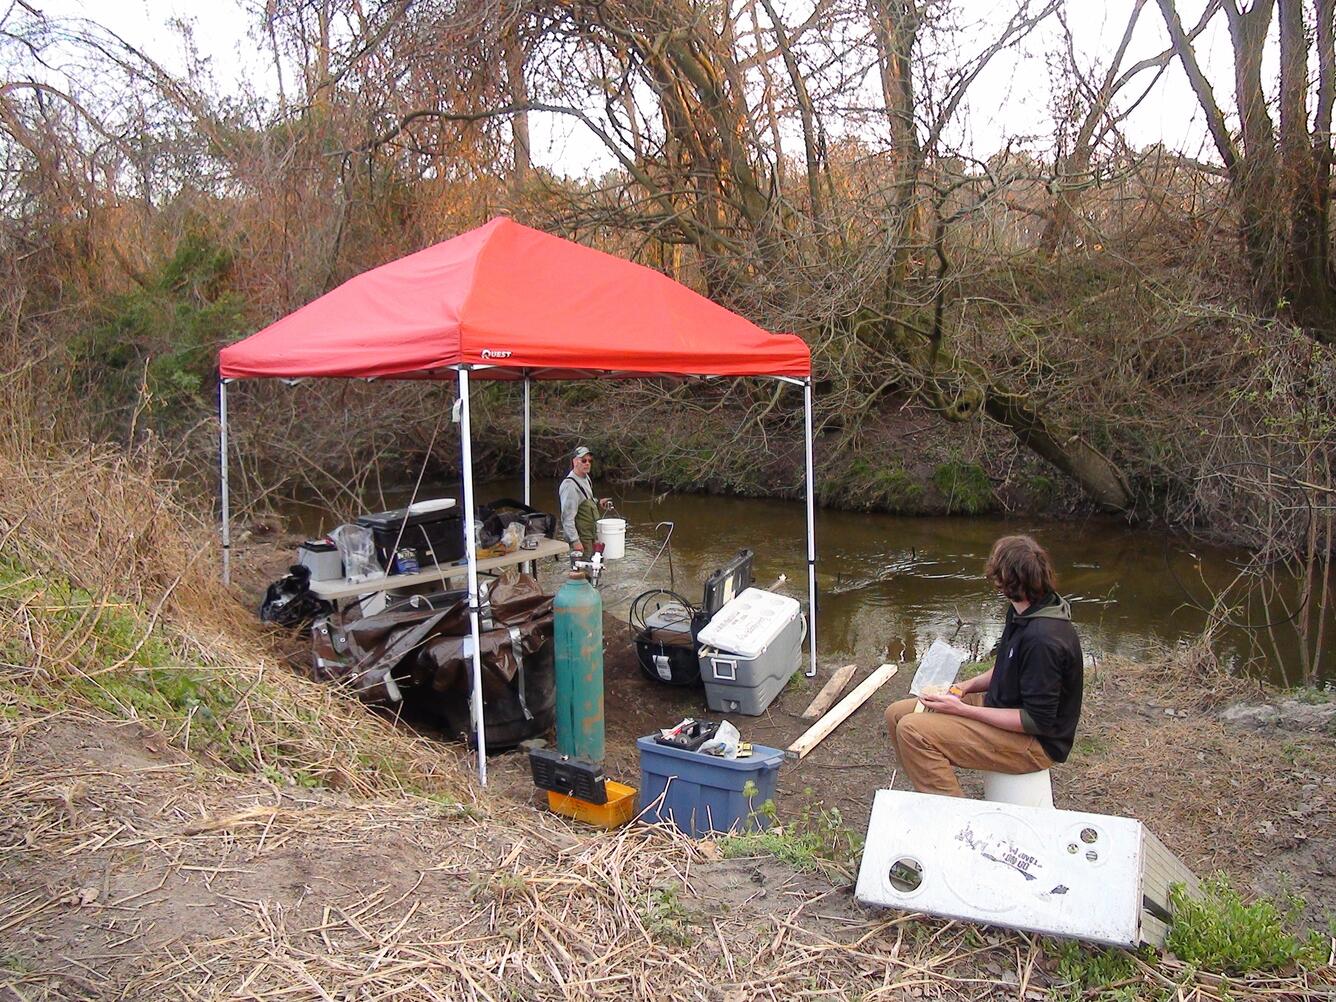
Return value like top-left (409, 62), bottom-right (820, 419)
top-left (220, 216), bottom-right (810, 381)
top-left (218, 217), bottom-right (817, 782)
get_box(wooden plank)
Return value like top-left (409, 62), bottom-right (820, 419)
top-left (800, 663), bottom-right (858, 719)
top-left (787, 663), bottom-right (899, 759)
top-left (309, 537), bottom-right (569, 599)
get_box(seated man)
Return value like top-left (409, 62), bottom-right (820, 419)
top-left (885, 535), bottom-right (1083, 797)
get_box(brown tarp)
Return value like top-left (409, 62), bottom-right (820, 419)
top-left (310, 573), bottom-right (553, 710)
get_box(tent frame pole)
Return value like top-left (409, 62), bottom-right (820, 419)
top-left (220, 379), bottom-right (232, 586)
top-left (523, 374), bottom-right (531, 506)
top-left (457, 367), bottom-right (489, 784)
top-left (803, 377), bottom-right (817, 676)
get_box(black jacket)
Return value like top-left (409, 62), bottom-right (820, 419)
top-left (985, 593), bottom-right (1083, 762)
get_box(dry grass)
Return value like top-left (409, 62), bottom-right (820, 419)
top-left (0, 435), bottom-right (471, 802)
top-left (5, 713), bottom-right (1328, 1002)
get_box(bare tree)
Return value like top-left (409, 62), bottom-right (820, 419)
top-left (1158, 0), bottom-right (1336, 343)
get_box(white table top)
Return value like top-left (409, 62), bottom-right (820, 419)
top-left (308, 537), bottom-right (570, 600)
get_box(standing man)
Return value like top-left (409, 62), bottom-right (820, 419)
top-left (885, 535), bottom-right (1083, 797)
top-left (559, 445), bottom-right (612, 556)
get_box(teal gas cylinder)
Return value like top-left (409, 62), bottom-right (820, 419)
top-left (553, 571), bottom-right (605, 761)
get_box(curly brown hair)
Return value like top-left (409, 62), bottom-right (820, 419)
top-left (985, 535), bottom-right (1058, 604)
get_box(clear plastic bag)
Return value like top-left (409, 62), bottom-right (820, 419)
top-left (499, 521), bottom-right (524, 553)
top-left (909, 637), bottom-right (968, 696)
top-left (330, 523), bottom-right (379, 579)
top-left (698, 720), bottom-right (741, 758)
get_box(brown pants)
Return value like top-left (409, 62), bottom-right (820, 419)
top-left (884, 694), bottom-right (1053, 797)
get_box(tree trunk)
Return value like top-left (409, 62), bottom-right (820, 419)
top-left (868, 0), bottom-right (924, 285)
top-left (982, 389), bottom-right (1132, 513)
top-left (1278, 0), bottom-right (1336, 335)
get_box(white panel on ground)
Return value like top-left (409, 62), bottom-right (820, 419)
top-left (856, 790), bottom-right (1192, 948)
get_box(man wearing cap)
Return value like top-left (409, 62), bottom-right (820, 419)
top-left (560, 446), bottom-right (612, 555)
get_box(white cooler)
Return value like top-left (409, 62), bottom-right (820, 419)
top-left (695, 588), bottom-right (803, 715)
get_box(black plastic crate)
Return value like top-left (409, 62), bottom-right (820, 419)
top-left (529, 748), bottom-right (607, 804)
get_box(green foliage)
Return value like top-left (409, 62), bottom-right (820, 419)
top-left (0, 952), bottom-right (34, 974)
top-left (1280, 684), bottom-right (1335, 705)
top-left (931, 460), bottom-right (994, 514)
top-left (0, 556), bottom-right (254, 768)
top-left (0, 556), bottom-right (354, 786)
top-left (1026, 474), bottom-right (1057, 506)
top-left (957, 660), bottom-right (991, 680)
top-left (821, 458), bottom-right (926, 513)
top-left (1050, 941), bottom-right (1143, 1001)
top-left (638, 883), bottom-right (695, 947)
top-left (470, 871), bottom-right (529, 903)
top-left (786, 669), bottom-right (810, 693)
top-left (1071, 734), bottom-right (1108, 758)
top-left (1166, 876), bottom-right (1327, 975)
top-left (722, 796), bottom-right (863, 878)
top-left (874, 466), bottom-right (925, 511)
top-left (74, 230), bottom-right (246, 420)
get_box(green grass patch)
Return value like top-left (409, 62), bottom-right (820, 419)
top-left (1166, 876), bottom-right (1327, 975)
top-left (0, 952), bottom-right (34, 974)
top-left (958, 660), bottom-right (991, 680)
top-left (932, 460), bottom-right (994, 515)
top-left (638, 882), bottom-right (695, 947)
top-left (1280, 684), bottom-right (1335, 705)
top-left (722, 792), bottom-right (863, 878)
top-left (1050, 941), bottom-right (1144, 1001)
top-left (786, 670), bottom-right (811, 694)
top-left (0, 556), bottom-right (259, 767)
top-left (0, 554), bottom-right (364, 788)
top-left (1071, 733), bottom-right (1108, 758)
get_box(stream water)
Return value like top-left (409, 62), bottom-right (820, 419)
top-left (279, 478), bottom-right (1335, 686)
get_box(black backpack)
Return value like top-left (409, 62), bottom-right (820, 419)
top-left (259, 564), bottom-right (332, 628)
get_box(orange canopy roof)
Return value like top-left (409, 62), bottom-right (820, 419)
top-left (218, 217), bottom-right (809, 381)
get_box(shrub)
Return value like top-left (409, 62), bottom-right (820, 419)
top-left (74, 230), bottom-right (246, 426)
top-left (1166, 876), bottom-right (1327, 975)
top-left (1051, 941), bottom-right (1141, 1001)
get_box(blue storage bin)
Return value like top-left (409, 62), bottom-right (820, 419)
top-left (636, 734), bottom-right (784, 837)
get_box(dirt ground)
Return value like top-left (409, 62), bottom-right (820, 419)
top-left (482, 617), bottom-right (1336, 927)
top-left (0, 710), bottom-right (860, 999)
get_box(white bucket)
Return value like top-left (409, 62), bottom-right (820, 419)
top-left (595, 517), bottom-right (627, 559)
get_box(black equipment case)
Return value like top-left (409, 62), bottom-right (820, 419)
top-left (635, 602), bottom-right (700, 685)
top-left (356, 505), bottom-right (466, 570)
top-left (633, 549), bottom-right (754, 686)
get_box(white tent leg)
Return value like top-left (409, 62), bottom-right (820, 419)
top-left (803, 378), bottom-right (818, 676)
top-left (220, 380), bottom-right (232, 586)
top-left (523, 374), bottom-right (531, 506)
top-left (458, 368), bottom-right (489, 784)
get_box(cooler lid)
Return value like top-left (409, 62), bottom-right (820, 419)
top-left (408, 497), bottom-right (457, 515)
top-left (694, 587), bottom-right (799, 659)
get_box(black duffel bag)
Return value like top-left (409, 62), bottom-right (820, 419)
top-left (260, 564), bottom-right (332, 628)
top-left (478, 498), bottom-right (556, 547)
